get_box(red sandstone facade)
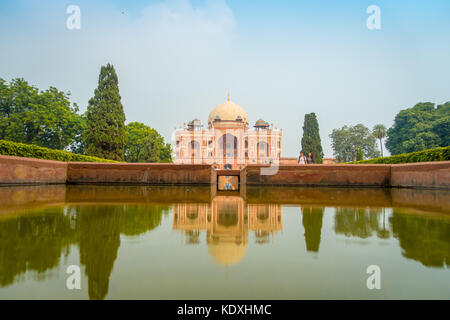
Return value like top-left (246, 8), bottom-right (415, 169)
top-left (173, 96), bottom-right (282, 169)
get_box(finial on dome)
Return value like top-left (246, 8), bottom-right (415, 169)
top-left (227, 92), bottom-right (230, 102)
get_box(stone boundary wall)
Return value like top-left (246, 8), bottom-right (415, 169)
top-left (0, 155), bottom-right (449, 189)
top-left (0, 155), bottom-right (68, 185)
top-left (390, 161), bottom-right (450, 189)
top-left (67, 162), bottom-right (213, 185)
top-left (280, 157), bottom-right (337, 165)
top-left (246, 164), bottom-right (392, 187)
top-left (280, 157), bottom-right (298, 165)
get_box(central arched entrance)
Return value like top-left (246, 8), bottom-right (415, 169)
top-left (218, 133), bottom-right (238, 168)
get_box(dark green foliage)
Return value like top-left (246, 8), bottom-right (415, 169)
top-left (125, 122), bottom-right (172, 163)
top-left (1, 73), bottom-right (169, 163)
top-left (329, 124), bottom-right (380, 162)
top-left (433, 102), bottom-right (450, 147)
top-left (349, 146), bottom-right (450, 164)
top-left (301, 113), bottom-right (323, 163)
top-left (0, 139), bottom-right (118, 162)
top-left (0, 78), bottom-right (84, 150)
top-left (69, 112), bottom-right (87, 155)
top-left (356, 147), bottom-right (363, 161)
top-left (386, 102), bottom-right (450, 155)
top-left (85, 64), bottom-right (126, 161)
top-left (159, 143), bottom-right (173, 163)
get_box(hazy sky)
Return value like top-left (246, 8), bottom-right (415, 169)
top-left (1, 0), bottom-right (449, 157)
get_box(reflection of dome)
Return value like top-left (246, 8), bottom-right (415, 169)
top-left (207, 242), bottom-right (247, 266)
top-left (208, 98), bottom-right (249, 125)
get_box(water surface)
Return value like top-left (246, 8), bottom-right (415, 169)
top-left (0, 185), bottom-right (448, 299)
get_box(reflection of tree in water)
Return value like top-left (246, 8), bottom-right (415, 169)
top-left (73, 204), bottom-right (169, 300)
top-left (0, 204), bottom-right (168, 299)
top-left (377, 209), bottom-right (390, 239)
top-left (76, 205), bottom-right (122, 301)
top-left (119, 205), bottom-right (167, 237)
top-left (390, 212), bottom-right (450, 268)
top-left (0, 208), bottom-right (76, 287)
top-left (334, 208), bottom-right (389, 239)
top-left (301, 207), bottom-right (324, 252)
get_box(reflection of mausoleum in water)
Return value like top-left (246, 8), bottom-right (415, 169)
top-left (172, 195), bottom-right (282, 266)
top-left (173, 95), bottom-right (282, 169)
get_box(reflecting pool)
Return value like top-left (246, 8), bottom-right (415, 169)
top-left (0, 185), bottom-right (448, 299)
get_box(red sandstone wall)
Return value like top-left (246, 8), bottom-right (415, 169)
top-left (391, 161), bottom-right (450, 189)
top-left (67, 162), bottom-right (213, 185)
top-left (280, 158), bottom-right (298, 165)
top-left (0, 155), bottom-right (67, 185)
top-left (245, 164), bottom-right (391, 187)
top-left (323, 158), bottom-right (337, 164)
top-left (1, 155), bottom-right (449, 189)
top-left (280, 157), bottom-right (337, 165)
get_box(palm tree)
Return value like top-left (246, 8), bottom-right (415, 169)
top-left (373, 124), bottom-right (387, 157)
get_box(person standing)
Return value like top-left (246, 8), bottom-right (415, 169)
top-left (307, 152), bottom-right (314, 164)
top-left (298, 152), bottom-right (307, 164)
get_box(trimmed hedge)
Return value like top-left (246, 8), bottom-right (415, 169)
top-left (349, 146), bottom-right (450, 164)
top-left (0, 140), bottom-right (119, 163)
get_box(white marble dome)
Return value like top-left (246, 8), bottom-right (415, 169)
top-left (208, 97), bottom-right (249, 126)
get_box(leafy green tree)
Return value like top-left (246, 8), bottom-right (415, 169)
top-left (372, 124), bottom-right (387, 157)
top-left (386, 102), bottom-right (449, 155)
top-left (68, 112), bottom-right (87, 154)
top-left (0, 78), bottom-right (83, 150)
top-left (0, 78), bottom-right (12, 119)
top-left (85, 64), bottom-right (126, 161)
top-left (329, 124), bottom-right (380, 162)
top-left (0, 78), bottom-right (12, 138)
top-left (24, 88), bottom-right (83, 149)
top-left (125, 122), bottom-right (172, 163)
top-left (433, 102), bottom-right (450, 147)
top-left (159, 143), bottom-right (173, 163)
top-left (301, 113), bottom-right (324, 163)
top-left (356, 147), bottom-right (364, 161)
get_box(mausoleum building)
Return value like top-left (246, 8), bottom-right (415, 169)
top-left (173, 95), bottom-right (282, 169)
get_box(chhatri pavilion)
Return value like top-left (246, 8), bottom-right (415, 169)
top-left (173, 95), bottom-right (282, 169)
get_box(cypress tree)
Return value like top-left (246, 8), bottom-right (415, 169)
top-left (85, 64), bottom-right (126, 161)
top-left (301, 113), bottom-right (324, 163)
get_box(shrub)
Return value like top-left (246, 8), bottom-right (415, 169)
top-left (0, 140), bottom-right (119, 162)
top-left (348, 146), bottom-right (450, 164)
